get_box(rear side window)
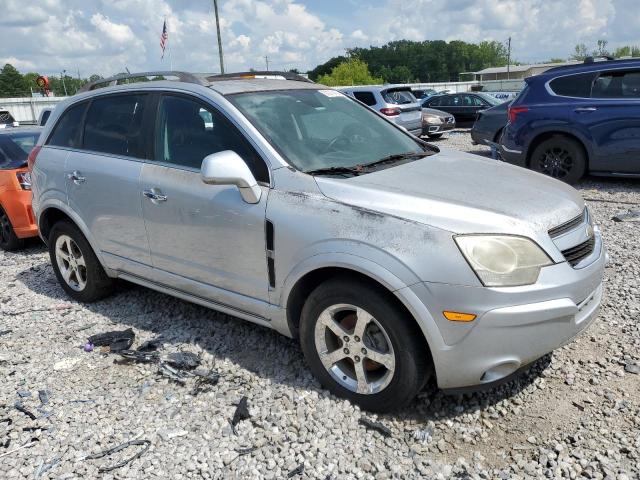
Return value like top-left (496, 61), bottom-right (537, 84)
top-left (83, 94), bottom-right (146, 158)
top-left (382, 89), bottom-right (415, 105)
top-left (592, 70), bottom-right (640, 98)
top-left (352, 91), bottom-right (376, 106)
top-left (47, 102), bottom-right (88, 148)
top-left (549, 73), bottom-right (596, 98)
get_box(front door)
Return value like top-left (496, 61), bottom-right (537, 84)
top-left (141, 94), bottom-right (271, 302)
top-left (66, 93), bottom-right (152, 267)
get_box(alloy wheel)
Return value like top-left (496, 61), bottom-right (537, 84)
top-left (314, 303), bottom-right (396, 395)
top-left (538, 147), bottom-right (574, 179)
top-left (55, 234), bottom-right (87, 291)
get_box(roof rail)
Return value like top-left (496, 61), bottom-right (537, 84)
top-left (78, 71), bottom-right (208, 93)
top-left (205, 71), bottom-right (314, 84)
top-left (583, 55), bottom-right (615, 64)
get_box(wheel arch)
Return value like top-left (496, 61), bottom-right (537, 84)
top-left (526, 130), bottom-right (591, 170)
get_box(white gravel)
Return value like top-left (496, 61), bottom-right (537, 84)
top-left (1, 130), bottom-right (639, 479)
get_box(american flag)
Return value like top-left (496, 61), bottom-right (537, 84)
top-left (160, 20), bottom-right (168, 59)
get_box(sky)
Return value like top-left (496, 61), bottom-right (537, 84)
top-left (1, 0), bottom-right (638, 78)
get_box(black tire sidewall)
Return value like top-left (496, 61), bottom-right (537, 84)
top-left (299, 279), bottom-right (429, 413)
top-left (530, 136), bottom-right (586, 184)
top-left (427, 133), bottom-right (443, 139)
top-left (0, 207), bottom-right (23, 251)
top-left (48, 221), bottom-right (113, 302)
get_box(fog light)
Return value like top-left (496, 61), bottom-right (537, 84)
top-left (443, 311), bottom-right (476, 322)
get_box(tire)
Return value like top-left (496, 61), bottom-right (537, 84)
top-left (529, 136), bottom-right (586, 184)
top-left (0, 207), bottom-right (24, 251)
top-left (427, 133), bottom-right (443, 139)
top-left (299, 278), bottom-right (431, 412)
top-left (48, 220), bottom-right (114, 302)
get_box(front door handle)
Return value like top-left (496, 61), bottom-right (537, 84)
top-left (574, 107), bottom-right (597, 113)
top-left (143, 189), bottom-right (167, 202)
top-left (67, 171), bottom-right (86, 184)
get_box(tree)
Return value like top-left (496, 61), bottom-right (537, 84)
top-left (0, 64), bottom-right (28, 97)
top-left (594, 39), bottom-right (610, 58)
top-left (317, 59), bottom-right (382, 86)
top-left (571, 43), bottom-right (589, 61)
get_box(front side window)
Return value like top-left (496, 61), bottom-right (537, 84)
top-left (83, 95), bottom-right (146, 158)
top-left (155, 95), bottom-right (269, 182)
top-left (47, 102), bottom-right (88, 148)
top-left (549, 72), bottom-right (596, 98)
top-left (592, 70), bottom-right (640, 98)
top-left (229, 89), bottom-right (429, 173)
top-left (352, 91), bottom-right (376, 106)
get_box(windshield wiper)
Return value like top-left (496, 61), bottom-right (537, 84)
top-left (360, 151), bottom-right (426, 170)
top-left (305, 166), bottom-right (363, 177)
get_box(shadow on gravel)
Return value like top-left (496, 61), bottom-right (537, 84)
top-left (17, 258), bottom-right (552, 422)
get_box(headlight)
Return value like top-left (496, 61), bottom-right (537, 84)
top-left (455, 235), bottom-right (552, 287)
top-left (423, 114), bottom-right (442, 124)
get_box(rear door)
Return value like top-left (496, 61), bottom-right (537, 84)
top-left (140, 93), bottom-right (271, 303)
top-left (65, 93), bottom-right (152, 268)
top-left (381, 88), bottom-right (422, 131)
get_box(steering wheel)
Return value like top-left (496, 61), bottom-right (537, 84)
top-left (323, 135), bottom-right (352, 154)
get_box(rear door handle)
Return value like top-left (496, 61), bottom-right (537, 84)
top-left (143, 189), bottom-right (167, 202)
top-left (67, 171), bottom-right (86, 184)
top-left (574, 107), bottom-right (597, 113)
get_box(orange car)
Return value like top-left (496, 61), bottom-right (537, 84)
top-left (0, 127), bottom-right (41, 250)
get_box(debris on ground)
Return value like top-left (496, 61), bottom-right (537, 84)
top-left (612, 209), bottom-right (640, 222)
top-left (165, 352), bottom-right (200, 370)
top-left (84, 439), bottom-right (151, 473)
top-left (83, 343), bottom-right (94, 352)
top-left (191, 369), bottom-right (220, 395)
top-left (230, 396), bottom-right (251, 434)
top-left (117, 350), bottom-right (160, 364)
top-left (87, 328), bottom-right (135, 352)
top-left (0, 329), bottom-right (12, 336)
top-left (53, 357), bottom-right (82, 371)
top-left (287, 463), bottom-right (304, 477)
top-left (157, 429), bottom-right (188, 441)
top-left (38, 390), bottom-right (50, 405)
top-left (0, 438), bottom-right (38, 459)
top-left (236, 446), bottom-right (256, 456)
top-left (157, 362), bottom-right (190, 384)
top-left (14, 401), bottom-right (36, 420)
top-left (34, 456), bottom-right (60, 479)
top-left (413, 427), bottom-right (433, 443)
top-left (625, 362), bottom-right (640, 374)
top-left (359, 417), bottom-right (392, 437)
top-left (74, 322), bottom-right (98, 332)
top-left (16, 390), bottom-right (31, 398)
top-left (137, 337), bottom-right (163, 352)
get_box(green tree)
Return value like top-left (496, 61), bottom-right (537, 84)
top-left (0, 64), bottom-right (28, 97)
top-left (317, 59), bottom-right (382, 86)
top-left (593, 39), bottom-right (610, 57)
top-left (571, 43), bottom-right (589, 61)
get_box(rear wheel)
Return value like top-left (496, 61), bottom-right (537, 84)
top-left (48, 220), bottom-right (114, 302)
top-left (427, 133), bottom-right (443, 139)
top-left (530, 136), bottom-right (586, 184)
top-left (300, 279), bottom-right (430, 412)
top-left (0, 207), bottom-right (24, 251)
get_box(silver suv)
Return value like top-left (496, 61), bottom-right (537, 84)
top-left (30, 71), bottom-right (605, 412)
top-left (339, 85), bottom-right (423, 136)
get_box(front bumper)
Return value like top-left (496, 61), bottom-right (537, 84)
top-left (422, 123), bottom-right (455, 136)
top-left (409, 232), bottom-right (606, 389)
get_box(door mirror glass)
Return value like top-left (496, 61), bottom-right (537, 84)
top-left (201, 150), bottom-right (261, 204)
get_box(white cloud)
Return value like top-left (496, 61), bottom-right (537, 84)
top-left (90, 13), bottom-right (137, 44)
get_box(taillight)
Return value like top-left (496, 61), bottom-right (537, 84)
top-left (16, 172), bottom-right (31, 190)
top-left (27, 145), bottom-right (41, 172)
top-left (508, 106), bottom-right (529, 123)
top-left (380, 107), bottom-right (401, 116)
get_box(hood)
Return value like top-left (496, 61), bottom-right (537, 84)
top-left (421, 107), bottom-right (451, 118)
top-left (314, 148), bottom-right (585, 235)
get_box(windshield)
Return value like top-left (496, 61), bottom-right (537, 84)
top-left (0, 132), bottom-right (39, 169)
top-left (476, 93), bottom-right (503, 106)
top-left (230, 89), bottom-right (429, 174)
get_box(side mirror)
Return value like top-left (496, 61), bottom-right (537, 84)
top-left (201, 150), bottom-right (262, 204)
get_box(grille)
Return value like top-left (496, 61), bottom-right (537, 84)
top-left (561, 236), bottom-right (595, 267)
top-left (549, 209), bottom-right (586, 238)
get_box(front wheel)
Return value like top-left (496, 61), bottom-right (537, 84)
top-left (299, 279), bottom-right (431, 412)
top-left (530, 136), bottom-right (586, 184)
top-left (427, 133), bottom-right (443, 139)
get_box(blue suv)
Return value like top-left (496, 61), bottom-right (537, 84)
top-left (500, 58), bottom-right (640, 183)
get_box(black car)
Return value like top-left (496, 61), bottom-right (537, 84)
top-left (423, 93), bottom-right (503, 124)
top-left (471, 100), bottom-right (510, 146)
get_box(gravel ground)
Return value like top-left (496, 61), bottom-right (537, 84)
top-left (1, 130), bottom-right (639, 479)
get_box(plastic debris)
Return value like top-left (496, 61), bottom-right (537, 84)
top-left (35, 456), bottom-right (60, 479)
top-left (83, 343), bottom-right (94, 352)
top-left (236, 446), bottom-right (256, 456)
top-left (87, 328), bottom-right (135, 352)
top-left (612, 209), bottom-right (640, 223)
top-left (287, 464), bottom-right (305, 477)
top-left (230, 396), bottom-right (251, 434)
top-left (16, 390), bottom-right (31, 398)
top-left (165, 352), bottom-right (200, 370)
top-left (118, 350), bottom-right (160, 364)
top-left (157, 362), bottom-right (190, 384)
top-left (0, 438), bottom-right (38, 459)
top-left (53, 357), bottom-right (82, 371)
top-left (137, 338), bottom-right (163, 352)
top-left (0, 329), bottom-right (12, 336)
top-left (84, 439), bottom-right (151, 473)
top-left (625, 362), bottom-right (640, 374)
top-left (14, 401), bottom-right (36, 420)
top-left (359, 417), bottom-right (392, 437)
top-left (192, 369), bottom-right (220, 395)
top-left (413, 427), bottom-right (433, 443)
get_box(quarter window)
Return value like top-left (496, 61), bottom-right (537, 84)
top-left (549, 73), bottom-right (596, 98)
top-left (155, 95), bottom-right (269, 183)
top-left (47, 101), bottom-right (88, 148)
top-left (352, 91), bottom-right (376, 106)
top-left (592, 70), bottom-right (640, 98)
top-left (83, 95), bottom-right (146, 158)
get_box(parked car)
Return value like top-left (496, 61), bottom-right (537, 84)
top-left (38, 108), bottom-right (53, 126)
top-left (471, 100), bottom-right (509, 146)
top-left (421, 107), bottom-right (456, 138)
top-left (0, 110), bottom-right (19, 128)
top-left (340, 86), bottom-right (422, 136)
top-left (501, 58), bottom-right (640, 183)
top-left (422, 92), bottom-right (503, 124)
top-left (0, 127), bottom-right (41, 250)
top-left (31, 71), bottom-right (605, 412)
top-left (411, 88), bottom-right (437, 100)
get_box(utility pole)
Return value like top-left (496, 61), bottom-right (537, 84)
top-left (212, 0), bottom-right (225, 74)
top-left (61, 70), bottom-right (68, 96)
top-left (265, 56), bottom-right (270, 71)
top-left (506, 37), bottom-right (511, 80)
